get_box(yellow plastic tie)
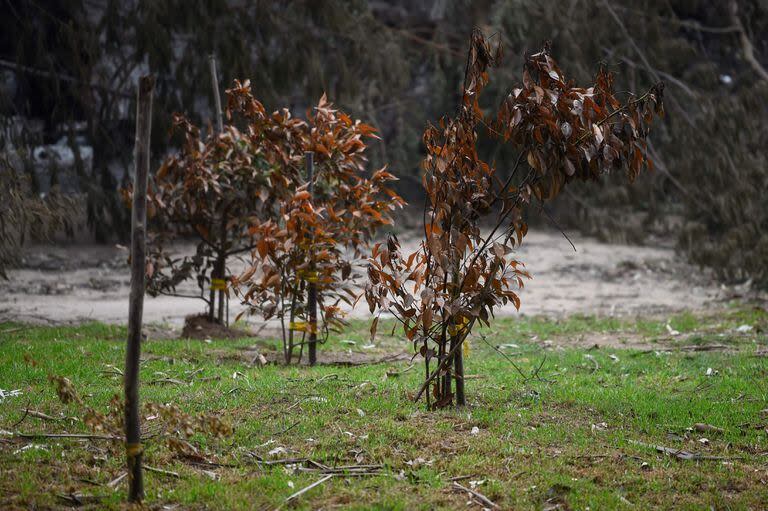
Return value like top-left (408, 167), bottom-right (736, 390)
top-left (463, 339), bottom-right (471, 358)
top-left (210, 278), bottom-right (227, 291)
top-left (125, 442), bottom-right (143, 457)
top-left (289, 321), bottom-right (307, 332)
top-left (290, 321), bottom-right (317, 333)
top-left (299, 270), bottom-right (319, 283)
top-left (448, 317), bottom-right (470, 336)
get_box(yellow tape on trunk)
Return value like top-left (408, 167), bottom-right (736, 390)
top-left (299, 270), bottom-right (319, 283)
top-left (210, 278), bottom-right (227, 290)
top-left (448, 317), bottom-right (470, 336)
top-left (125, 442), bottom-right (143, 456)
top-left (289, 321), bottom-right (317, 333)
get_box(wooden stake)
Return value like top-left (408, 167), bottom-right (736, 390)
top-left (125, 74), bottom-right (154, 503)
top-left (209, 55), bottom-right (224, 133)
top-left (305, 152), bottom-right (318, 366)
top-left (209, 54), bottom-right (226, 324)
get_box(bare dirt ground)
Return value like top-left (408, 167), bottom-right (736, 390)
top-left (0, 230), bottom-right (735, 333)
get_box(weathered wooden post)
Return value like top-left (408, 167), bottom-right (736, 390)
top-left (125, 74), bottom-right (154, 502)
top-left (209, 54), bottom-right (224, 133)
top-left (209, 54), bottom-right (227, 324)
top-left (305, 151), bottom-right (318, 366)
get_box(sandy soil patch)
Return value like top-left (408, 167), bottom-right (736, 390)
top-left (0, 230), bottom-right (733, 329)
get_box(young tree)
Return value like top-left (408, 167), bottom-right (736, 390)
top-left (143, 82), bottom-right (306, 324)
top-left (233, 90), bottom-right (404, 364)
top-left (0, 165), bottom-right (76, 279)
top-left (365, 31), bottom-right (664, 408)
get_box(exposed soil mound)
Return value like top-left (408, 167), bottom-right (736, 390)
top-left (180, 314), bottom-right (253, 340)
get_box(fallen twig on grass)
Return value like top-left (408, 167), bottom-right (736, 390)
top-left (15, 432), bottom-right (120, 441)
top-left (149, 377), bottom-right (187, 386)
top-left (10, 401), bottom-right (30, 428)
top-left (56, 493), bottom-right (104, 506)
top-left (386, 364), bottom-right (414, 378)
top-left (297, 463), bottom-right (384, 476)
top-left (100, 364), bottom-right (123, 377)
top-left (107, 472), bottom-right (127, 489)
top-left (274, 420), bottom-right (300, 436)
top-left (629, 349), bottom-right (668, 357)
top-left (179, 457), bottom-right (237, 469)
top-left (285, 474), bottom-right (334, 503)
top-left (679, 344), bottom-right (730, 352)
top-left (629, 440), bottom-right (741, 461)
top-left (693, 423), bottom-right (724, 434)
top-left (248, 455), bottom-right (309, 466)
top-left (77, 477), bottom-right (103, 486)
top-left (449, 474), bottom-right (476, 482)
top-left (452, 481), bottom-right (500, 509)
top-left (338, 352), bottom-right (412, 367)
top-left (144, 465), bottom-right (180, 478)
top-left (247, 454), bottom-right (384, 478)
top-left (26, 409), bottom-right (63, 421)
top-left (185, 368), bottom-right (204, 379)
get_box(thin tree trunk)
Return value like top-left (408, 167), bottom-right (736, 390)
top-left (305, 152), bottom-right (318, 366)
top-left (307, 284), bottom-right (318, 365)
top-left (443, 330), bottom-right (453, 402)
top-left (208, 271), bottom-right (216, 321)
top-left (125, 74), bottom-right (154, 503)
top-left (423, 337), bottom-right (431, 409)
top-left (436, 322), bottom-right (448, 405)
top-left (453, 335), bottom-right (465, 406)
top-left (216, 211), bottom-right (227, 325)
top-left (208, 251), bottom-right (216, 321)
top-left (287, 287), bottom-right (298, 364)
top-left (216, 254), bottom-right (226, 324)
top-left (451, 260), bottom-right (465, 407)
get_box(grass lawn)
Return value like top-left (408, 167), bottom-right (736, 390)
top-left (1, 304), bottom-right (767, 510)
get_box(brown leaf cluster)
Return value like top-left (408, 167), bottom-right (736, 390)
top-left (365, 30), bottom-right (663, 407)
top-left (228, 87), bottom-right (405, 362)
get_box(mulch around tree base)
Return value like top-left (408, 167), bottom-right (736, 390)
top-left (180, 314), bottom-right (253, 340)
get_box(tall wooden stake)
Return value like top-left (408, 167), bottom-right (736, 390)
top-left (209, 54), bottom-right (226, 324)
top-left (125, 74), bottom-right (154, 503)
top-left (209, 54), bottom-right (224, 133)
top-left (305, 152), bottom-right (318, 366)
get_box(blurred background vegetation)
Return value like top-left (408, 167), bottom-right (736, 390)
top-left (0, 0), bottom-right (766, 286)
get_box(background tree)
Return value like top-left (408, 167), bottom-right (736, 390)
top-left (0, 159), bottom-right (75, 278)
top-left (1, 0), bottom-right (766, 287)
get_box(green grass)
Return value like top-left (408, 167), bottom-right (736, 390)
top-left (1, 305), bottom-right (767, 510)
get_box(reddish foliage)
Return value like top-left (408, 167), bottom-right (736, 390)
top-left (230, 86), bottom-right (405, 363)
top-left (144, 81), bottom-right (404, 343)
top-left (365, 31), bottom-right (664, 408)
top-left (143, 92), bottom-right (302, 322)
